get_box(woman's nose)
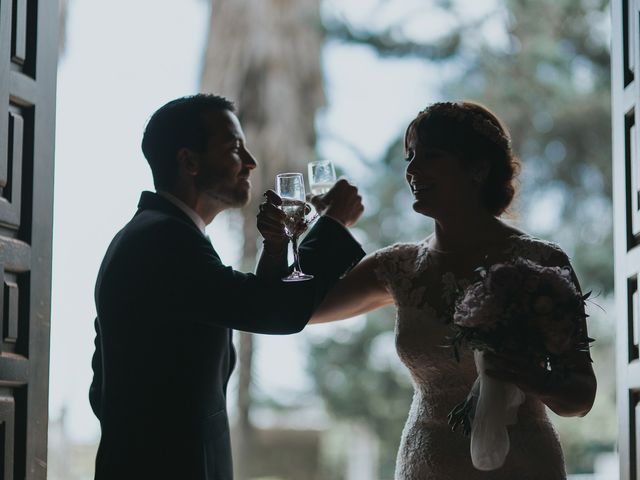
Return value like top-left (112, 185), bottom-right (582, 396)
top-left (406, 159), bottom-right (417, 176)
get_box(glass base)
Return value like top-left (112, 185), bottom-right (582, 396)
top-left (282, 271), bottom-right (314, 282)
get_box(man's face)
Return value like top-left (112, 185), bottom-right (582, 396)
top-left (194, 109), bottom-right (257, 207)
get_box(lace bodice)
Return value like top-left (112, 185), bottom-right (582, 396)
top-left (374, 234), bottom-right (569, 480)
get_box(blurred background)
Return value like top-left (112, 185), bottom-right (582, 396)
top-left (48, 0), bottom-right (616, 478)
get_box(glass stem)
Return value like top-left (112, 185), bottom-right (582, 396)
top-left (291, 235), bottom-right (303, 274)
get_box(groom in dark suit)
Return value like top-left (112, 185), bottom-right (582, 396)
top-left (90, 94), bottom-right (365, 480)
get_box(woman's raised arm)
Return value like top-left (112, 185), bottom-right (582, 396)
top-left (309, 253), bottom-right (394, 324)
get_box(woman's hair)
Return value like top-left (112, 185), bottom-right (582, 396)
top-left (404, 101), bottom-right (520, 216)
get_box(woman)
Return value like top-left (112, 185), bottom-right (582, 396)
top-left (309, 102), bottom-right (596, 479)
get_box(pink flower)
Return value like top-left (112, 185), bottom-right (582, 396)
top-left (485, 263), bottom-right (523, 294)
top-left (452, 258), bottom-right (585, 357)
top-left (453, 283), bottom-right (500, 329)
top-left (532, 295), bottom-right (554, 315)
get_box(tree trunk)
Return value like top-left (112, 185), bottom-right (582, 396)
top-left (200, 1), bottom-right (323, 477)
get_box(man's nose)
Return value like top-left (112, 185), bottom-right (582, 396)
top-left (243, 150), bottom-right (257, 170)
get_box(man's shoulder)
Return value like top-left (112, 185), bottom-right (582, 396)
top-left (102, 210), bottom-right (198, 265)
top-left (124, 208), bottom-right (199, 241)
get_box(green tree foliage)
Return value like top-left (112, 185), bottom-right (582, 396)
top-left (309, 0), bottom-right (613, 475)
top-left (308, 315), bottom-right (411, 478)
top-left (444, 0), bottom-right (611, 293)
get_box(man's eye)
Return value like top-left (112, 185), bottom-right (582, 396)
top-left (404, 150), bottom-right (414, 162)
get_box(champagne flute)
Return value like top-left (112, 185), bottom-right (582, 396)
top-left (275, 173), bottom-right (314, 282)
top-left (308, 160), bottom-right (336, 195)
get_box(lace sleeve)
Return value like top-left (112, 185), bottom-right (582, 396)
top-left (517, 236), bottom-right (572, 269)
top-left (540, 243), bottom-right (584, 295)
top-left (510, 234), bottom-right (568, 264)
top-left (373, 243), bottom-right (420, 300)
top-left (509, 235), bottom-right (585, 294)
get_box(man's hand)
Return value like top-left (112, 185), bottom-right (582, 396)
top-left (310, 179), bottom-right (364, 227)
top-left (257, 190), bottom-right (288, 254)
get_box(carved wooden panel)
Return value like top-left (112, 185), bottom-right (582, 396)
top-left (629, 275), bottom-right (640, 362)
top-left (615, 1), bottom-right (640, 478)
top-left (0, 0), bottom-right (57, 478)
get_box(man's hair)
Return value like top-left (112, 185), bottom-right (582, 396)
top-left (141, 94), bottom-right (235, 190)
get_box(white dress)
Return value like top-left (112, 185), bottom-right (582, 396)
top-left (374, 234), bottom-right (569, 480)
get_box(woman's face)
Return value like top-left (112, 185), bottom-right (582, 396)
top-left (405, 133), bottom-right (482, 220)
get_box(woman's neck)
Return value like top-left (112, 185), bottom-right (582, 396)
top-left (430, 210), bottom-right (504, 253)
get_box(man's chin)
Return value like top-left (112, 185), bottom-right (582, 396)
top-left (236, 186), bottom-right (251, 207)
top-left (205, 186), bottom-right (251, 208)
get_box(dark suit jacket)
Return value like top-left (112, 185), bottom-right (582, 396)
top-left (90, 191), bottom-right (364, 480)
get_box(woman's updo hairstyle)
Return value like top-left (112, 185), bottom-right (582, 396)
top-left (405, 101), bottom-right (520, 216)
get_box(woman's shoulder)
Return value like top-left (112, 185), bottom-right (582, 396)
top-left (373, 240), bottom-right (426, 261)
top-left (371, 239), bottom-right (428, 277)
top-left (504, 230), bottom-right (569, 266)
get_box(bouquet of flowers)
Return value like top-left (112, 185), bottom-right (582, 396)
top-left (446, 258), bottom-right (592, 471)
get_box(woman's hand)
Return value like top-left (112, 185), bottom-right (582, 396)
top-left (310, 179), bottom-right (364, 227)
top-left (484, 351), bottom-right (552, 397)
top-left (484, 350), bottom-right (596, 417)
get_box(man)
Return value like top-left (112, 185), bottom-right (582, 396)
top-left (90, 94), bottom-right (365, 480)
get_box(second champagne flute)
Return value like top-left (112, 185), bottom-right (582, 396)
top-left (308, 160), bottom-right (336, 195)
top-left (275, 173), bottom-right (314, 282)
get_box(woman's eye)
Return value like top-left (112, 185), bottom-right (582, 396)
top-left (404, 150), bottom-right (414, 162)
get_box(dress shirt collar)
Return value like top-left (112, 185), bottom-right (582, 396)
top-left (157, 190), bottom-right (207, 235)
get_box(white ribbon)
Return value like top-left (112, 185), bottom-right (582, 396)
top-left (470, 350), bottom-right (525, 471)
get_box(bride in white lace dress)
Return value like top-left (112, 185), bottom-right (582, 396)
top-left (310, 102), bottom-right (596, 479)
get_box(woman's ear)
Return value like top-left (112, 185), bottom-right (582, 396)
top-left (177, 148), bottom-right (199, 177)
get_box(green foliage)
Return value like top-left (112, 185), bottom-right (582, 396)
top-left (444, 0), bottom-right (612, 293)
top-left (308, 312), bottom-right (413, 477)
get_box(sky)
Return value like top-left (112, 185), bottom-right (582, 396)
top-left (51, 0), bottom-right (441, 442)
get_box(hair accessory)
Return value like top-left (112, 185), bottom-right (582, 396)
top-left (420, 102), bottom-right (511, 149)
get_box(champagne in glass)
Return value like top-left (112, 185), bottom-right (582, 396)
top-left (275, 173), bottom-right (314, 282)
top-left (308, 160), bottom-right (336, 195)
top-left (281, 198), bottom-right (306, 236)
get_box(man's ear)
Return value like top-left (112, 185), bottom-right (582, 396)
top-left (177, 148), bottom-right (199, 177)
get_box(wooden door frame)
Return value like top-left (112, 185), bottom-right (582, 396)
top-left (0, 0), bottom-right (57, 478)
top-left (614, 1), bottom-right (640, 478)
